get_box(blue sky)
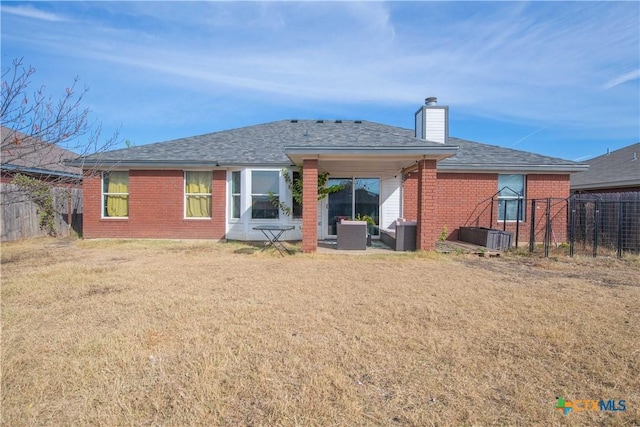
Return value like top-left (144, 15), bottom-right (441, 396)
top-left (1, 1), bottom-right (639, 162)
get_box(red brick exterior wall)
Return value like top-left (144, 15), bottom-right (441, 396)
top-left (402, 173), bottom-right (418, 221)
top-left (402, 171), bottom-right (572, 248)
top-left (432, 172), bottom-right (498, 240)
top-left (416, 160), bottom-right (438, 250)
top-left (301, 159), bottom-right (318, 253)
top-left (81, 166), bottom-right (571, 248)
top-left (83, 169), bottom-right (226, 239)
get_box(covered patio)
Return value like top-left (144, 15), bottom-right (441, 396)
top-left (285, 146), bottom-right (457, 253)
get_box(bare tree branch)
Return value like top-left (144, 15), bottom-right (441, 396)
top-left (1, 57), bottom-right (121, 208)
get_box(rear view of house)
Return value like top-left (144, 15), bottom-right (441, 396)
top-left (73, 99), bottom-right (588, 251)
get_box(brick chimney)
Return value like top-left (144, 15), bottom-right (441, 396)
top-left (415, 97), bottom-right (448, 144)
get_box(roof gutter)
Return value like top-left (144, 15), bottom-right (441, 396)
top-left (401, 162), bottom-right (589, 174)
top-left (436, 163), bottom-right (590, 173)
top-left (66, 159), bottom-right (293, 169)
top-left (1, 163), bottom-right (82, 179)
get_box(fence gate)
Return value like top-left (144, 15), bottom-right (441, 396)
top-left (527, 198), bottom-right (569, 257)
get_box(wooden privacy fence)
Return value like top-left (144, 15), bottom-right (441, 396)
top-left (0, 183), bottom-right (82, 241)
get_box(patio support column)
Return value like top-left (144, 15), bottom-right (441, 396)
top-left (416, 159), bottom-right (437, 250)
top-left (212, 170), bottom-right (227, 240)
top-left (302, 158), bottom-right (319, 253)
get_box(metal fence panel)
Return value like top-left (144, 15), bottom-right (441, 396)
top-left (568, 193), bottom-right (640, 257)
top-left (459, 191), bottom-right (638, 258)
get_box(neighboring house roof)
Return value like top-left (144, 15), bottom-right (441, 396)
top-left (570, 142), bottom-right (640, 191)
top-left (73, 119), bottom-right (587, 173)
top-left (1, 126), bottom-right (82, 180)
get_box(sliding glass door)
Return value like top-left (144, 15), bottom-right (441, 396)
top-left (326, 177), bottom-right (380, 237)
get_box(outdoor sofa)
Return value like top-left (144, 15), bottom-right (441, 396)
top-left (380, 219), bottom-right (417, 251)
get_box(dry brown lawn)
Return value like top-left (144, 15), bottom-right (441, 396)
top-left (1, 238), bottom-right (639, 426)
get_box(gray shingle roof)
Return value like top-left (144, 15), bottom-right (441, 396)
top-left (571, 143), bottom-right (640, 190)
top-left (74, 119), bottom-right (587, 172)
top-left (438, 137), bottom-right (588, 172)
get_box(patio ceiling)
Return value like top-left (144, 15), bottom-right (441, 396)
top-left (285, 145), bottom-right (458, 175)
top-left (313, 155), bottom-right (426, 175)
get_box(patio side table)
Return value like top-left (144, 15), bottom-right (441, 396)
top-left (253, 225), bottom-right (295, 256)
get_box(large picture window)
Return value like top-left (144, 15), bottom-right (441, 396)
top-left (251, 170), bottom-right (279, 219)
top-left (498, 174), bottom-right (525, 221)
top-left (185, 171), bottom-right (212, 218)
top-left (231, 171), bottom-right (241, 219)
top-left (103, 171), bottom-right (129, 218)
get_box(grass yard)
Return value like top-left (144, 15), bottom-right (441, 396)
top-left (1, 238), bottom-right (639, 426)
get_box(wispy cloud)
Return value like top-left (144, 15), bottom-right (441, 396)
top-left (1, 4), bottom-right (70, 22)
top-left (1, 1), bottom-right (638, 156)
top-left (602, 69), bottom-right (640, 90)
top-left (4, 2), bottom-right (636, 114)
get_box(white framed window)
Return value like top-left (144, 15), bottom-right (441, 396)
top-left (102, 171), bottom-right (129, 218)
top-left (498, 174), bottom-right (525, 221)
top-left (185, 171), bottom-right (212, 218)
top-left (251, 170), bottom-right (279, 219)
top-left (231, 171), bottom-right (241, 219)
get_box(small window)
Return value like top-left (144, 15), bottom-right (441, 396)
top-left (292, 170), bottom-right (302, 219)
top-left (185, 171), bottom-right (212, 218)
top-left (103, 171), bottom-right (129, 218)
top-left (498, 174), bottom-right (525, 221)
top-left (251, 170), bottom-right (279, 219)
top-left (231, 171), bottom-right (241, 219)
